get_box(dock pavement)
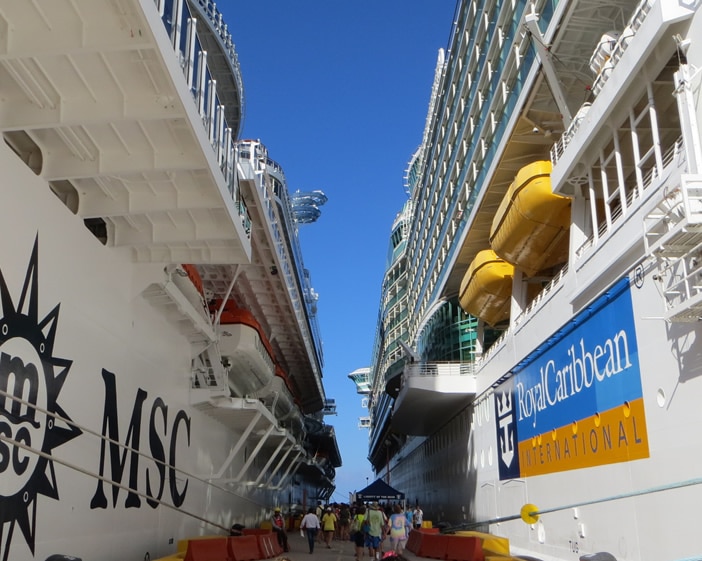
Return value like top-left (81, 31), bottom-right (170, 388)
top-left (280, 532), bottom-right (422, 561)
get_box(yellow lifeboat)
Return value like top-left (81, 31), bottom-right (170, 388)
top-left (489, 161), bottom-right (570, 277)
top-left (459, 250), bottom-right (514, 326)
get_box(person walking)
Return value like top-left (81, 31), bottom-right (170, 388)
top-left (365, 502), bottom-right (387, 561)
top-left (339, 503), bottom-right (351, 540)
top-left (315, 502), bottom-right (325, 543)
top-left (351, 505), bottom-right (367, 561)
top-left (321, 506), bottom-right (337, 548)
top-left (387, 505), bottom-right (409, 554)
top-left (271, 507), bottom-right (289, 552)
top-left (300, 507), bottom-right (321, 554)
top-left (413, 505), bottom-right (423, 529)
top-left (404, 507), bottom-right (413, 535)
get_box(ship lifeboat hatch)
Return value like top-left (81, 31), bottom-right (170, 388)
top-left (489, 161), bottom-right (571, 277)
top-left (459, 250), bottom-right (514, 327)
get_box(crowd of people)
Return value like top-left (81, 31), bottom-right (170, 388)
top-left (298, 501), bottom-right (424, 558)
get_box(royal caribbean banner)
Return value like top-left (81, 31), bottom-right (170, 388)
top-left (495, 277), bottom-right (649, 479)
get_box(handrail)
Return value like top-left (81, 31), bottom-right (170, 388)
top-left (153, 0), bottom-right (251, 239)
top-left (550, 0), bottom-right (654, 165)
top-left (188, 0), bottom-right (246, 115)
top-left (404, 361), bottom-right (475, 377)
top-left (237, 141), bottom-right (325, 383)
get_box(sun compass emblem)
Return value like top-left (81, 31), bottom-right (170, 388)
top-left (0, 237), bottom-right (82, 560)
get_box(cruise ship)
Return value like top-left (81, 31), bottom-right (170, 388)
top-left (0, 1), bottom-right (340, 560)
top-left (367, 0), bottom-right (702, 560)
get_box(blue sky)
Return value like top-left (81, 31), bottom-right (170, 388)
top-left (222, 2), bottom-right (457, 501)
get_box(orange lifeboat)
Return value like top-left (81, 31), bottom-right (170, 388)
top-left (489, 161), bottom-right (570, 277)
top-left (459, 250), bottom-right (514, 326)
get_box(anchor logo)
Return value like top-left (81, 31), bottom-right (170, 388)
top-left (494, 388), bottom-right (520, 479)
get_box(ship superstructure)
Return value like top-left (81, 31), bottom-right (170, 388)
top-left (0, 1), bottom-right (338, 560)
top-left (368, 0), bottom-right (702, 560)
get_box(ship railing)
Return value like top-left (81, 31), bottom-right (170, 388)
top-left (403, 361), bottom-right (475, 378)
top-left (513, 263), bottom-right (569, 328)
top-left (550, 103), bottom-right (591, 164)
top-left (191, 343), bottom-right (229, 396)
top-left (236, 141), bottom-right (325, 376)
top-left (550, 0), bottom-right (653, 166)
top-left (270, 166), bottom-right (325, 366)
top-left (643, 174), bottom-right (702, 321)
top-left (190, 0), bottom-right (245, 94)
top-left (478, 264), bottom-right (569, 367)
top-left (153, 0), bottom-right (252, 239)
top-left (591, 0), bottom-right (653, 97)
top-left (576, 136), bottom-right (685, 259)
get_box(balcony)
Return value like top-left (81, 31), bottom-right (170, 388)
top-left (391, 362), bottom-right (476, 436)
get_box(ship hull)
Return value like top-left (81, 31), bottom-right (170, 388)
top-left (389, 259), bottom-right (702, 560)
top-left (0, 135), bottom-right (315, 560)
top-left (369, 1), bottom-right (702, 560)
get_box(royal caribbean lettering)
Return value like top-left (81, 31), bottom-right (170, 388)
top-left (516, 331), bottom-right (633, 426)
top-left (495, 278), bottom-right (649, 480)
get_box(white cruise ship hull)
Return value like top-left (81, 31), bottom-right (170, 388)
top-left (369, 1), bottom-right (702, 560)
top-left (0, 1), bottom-right (336, 560)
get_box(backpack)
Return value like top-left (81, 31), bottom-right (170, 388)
top-left (350, 515), bottom-right (360, 534)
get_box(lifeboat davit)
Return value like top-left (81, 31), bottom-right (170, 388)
top-left (459, 250), bottom-right (514, 326)
top-left (489, 161), bottom-right (570, 277)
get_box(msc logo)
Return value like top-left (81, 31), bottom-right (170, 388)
top-left (0, 238), bottom-right (82, 560)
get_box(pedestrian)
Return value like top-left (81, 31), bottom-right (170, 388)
top-left (271, 507), bottom-right (289, 552)
top-left (321, 506), bottom-right (337, 548)
top-left (387, 505), bottom-right (409, 554)
top-left (300, 507), bottom-right (321, 554)
top-left (315, 502), bottom-right (325, 543)
top-left (404, 507), bottom-right (413, 535)
top-left (365, 501), bottom-right (388, 561)
top-left (339, 503), bottom-right (351, 540)
top-left (413, 505), bottom-right (423, 529)
top-left (351, 505), bottom-right (367, 561)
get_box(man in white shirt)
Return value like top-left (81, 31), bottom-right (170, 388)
top-left (413, 506), bottom-right (423, 529)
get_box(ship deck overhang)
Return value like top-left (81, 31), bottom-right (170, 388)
top-left (0, 0), bottom-right (251, 264)
top-left (391, 363), bottom-right (476, 436)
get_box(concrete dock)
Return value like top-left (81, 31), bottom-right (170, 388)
top-left (280, 532), bottom-right (423, 561)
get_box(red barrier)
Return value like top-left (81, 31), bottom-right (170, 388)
top-left (406, 530), bottom-right (424, 554)
top-left (416, 532), bottom-right (448, 560)
top-left (445, 535), bottom-right (484, 561)
top-left (270, 535), bottom-right (283, 556)
top-left (184, 538), bottom-right (229, 561)
top-left (227, 535), bottom-right (262, 561)
top-left (242, 529), bottom-right (271, 536)
top-left (257, 533), bottom-right (280, 558)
